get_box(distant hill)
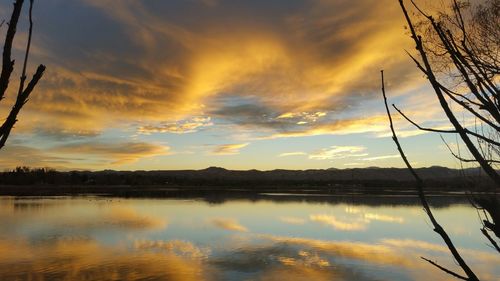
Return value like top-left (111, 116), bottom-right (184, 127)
top-left (0, 166), bottom-right (493, 190)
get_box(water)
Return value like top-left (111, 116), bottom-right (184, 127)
top-left (0, 195), bottom-right (498, 281)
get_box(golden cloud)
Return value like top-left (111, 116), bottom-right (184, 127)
top-left (2, 0), bottom-right (421, 140)
top-left (50, 141), bottom-right (170, 165)
top-left (0, 145), bottom-right (75, 169)
top-left (361, 154), bottom-right (401, 161)
top-left (138, 117), bottom-right (213, 134)
top-left (263, 115), bottom-right (392, 139)
top-left (278, 152), bottom-right (307, 157)
top-left (0, 142), bottom-right (169, 169)
top-left (211, 143), bottom-right (249, 155)
top-left (308, 146), bottom-right (367, 160)
top-left (0, 0), bottom-right (463, 170)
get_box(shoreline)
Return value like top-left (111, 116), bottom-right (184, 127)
top-left (1, 185), bottom-right (497, 208)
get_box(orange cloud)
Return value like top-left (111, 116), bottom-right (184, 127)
top-left (308, 146), bottom-right (367, 160)
top-left (211, 143), bottom-right (249, 155)
top-left (0, 0), bottom-right (461, 170)
top-left (2, 0), bottom-right (420, 140)
top-left (0, 142), bottom-right (170, 169)
top-left (51, 141), bottom-right (170, 165)
top-left (138, 117), bottom-right (213, 134)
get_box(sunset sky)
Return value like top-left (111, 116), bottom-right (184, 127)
top-left (0, 0), bottom-right (465, 170)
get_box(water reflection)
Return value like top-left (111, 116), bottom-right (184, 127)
top-left (58, 206), bottom-right (168, 230)
top-left (211, 218), bottom-right (248, 232)
top-left (0, 196), bottom-right (498, 281)
top-left (0, 239), bottom-right (210, 281)
top-left (310, 214), bottom-right (368, 231)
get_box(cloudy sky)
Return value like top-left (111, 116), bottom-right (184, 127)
top-left (0, 0), bottom-right (464, 170)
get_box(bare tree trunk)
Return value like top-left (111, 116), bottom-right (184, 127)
top-left (398, 0), bottom-right (500, 186)
top-left (0, 0), bottom-right (45, 150)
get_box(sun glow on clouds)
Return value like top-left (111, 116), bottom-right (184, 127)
top-left (211, 143), bottom-right (249, 155)
top-left (138, 117), bottom-right (213, 134)
top-left (278, 145), bottom-right (410, 166)
top-left (277, 112), bottom-right (327, 124)
top-left (0, 142), bottom-right (170, 169)
top-left (308, 146), bottom-right (367, 160)
top-left (279, 152), bottom-right (307, 157)
top-left (0, 0), bottom-right (452, 169)
top-left (52, 142), bottom-right (170, 165)
top-left (361, 154), bottom-right (401, 161)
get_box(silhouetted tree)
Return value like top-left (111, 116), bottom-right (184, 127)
top-left (395, 0), bottom-right (499, 181)
top-left (382, 70), bottom-right (480, 281)
top-left (0, 0), bottom-right (45, 150)
top-left (399, 0), bottom-right (500, 239)
top-left (382, 0), bottom-right (499, 279)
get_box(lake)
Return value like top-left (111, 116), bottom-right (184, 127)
top-left (0, 194), bottom-right (498, 281)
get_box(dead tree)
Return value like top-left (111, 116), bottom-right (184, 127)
top-left (392, 0), bottom-right (500, 242)
top-left (381, 0), bottom-right (500, 279)
top-left (397, 0), bottom-right (499, 184)
top-left (393, 0), bottom-right (499, 250)
top-left (382, 70), bottom-right (479, 281)
top-left (0, 0), bottom-right (45, 150)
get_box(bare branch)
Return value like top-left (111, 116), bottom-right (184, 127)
top-left (481, 228), bottom-right (500, 253)
top-left (0, 0), bottom-right (45, 150)
top-left (392, 104), bottom-right (457, 133)
top-left (17, 0), bottom-right (34, 98)
top-left (399, 0), bottom-right (500, 186)
top-left (421, 257), bottom-right (468, 280)
top-left (440, 84), bottom-right (500, 133)
top-left (440, 136), bottom-right (500, 164)
top-left (382, 67), bottom-right (479, 281)
top-left (0, 64), bottom-right (45, 150)
top-left (405, 50), bottom-right (500, 135)
top-left (0, 0), bottom-right (24, 101)
top-left (393, 103), bottom-right (500, 147)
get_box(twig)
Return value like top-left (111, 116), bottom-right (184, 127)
top-left (399, 0), bottom-right (500, 187)
top-left (381, 68), bottom-right (479, 281)
top-left (421, 257), bottom-right (468, 280)
top-left (17, 0), bottom-right (34, 97)
top-left (440, 135), bottom-right (500, 164)
top-left (392, 104), bottom-right (457, 133)
top-left (480, 228), bottom-right (500, 253)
